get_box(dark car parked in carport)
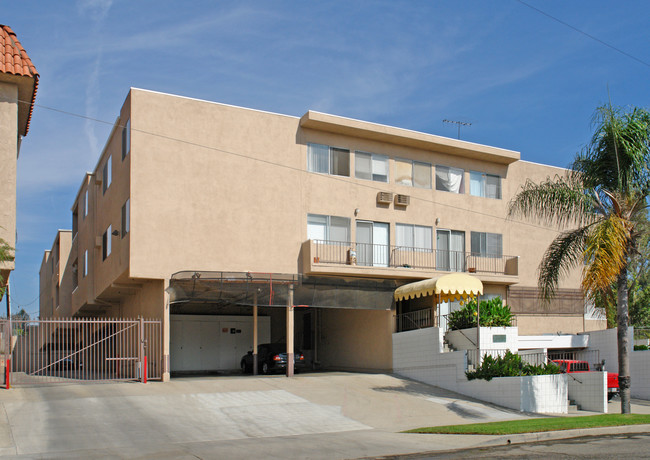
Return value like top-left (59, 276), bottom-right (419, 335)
top-left (240, 343), bottom-right (306, 374)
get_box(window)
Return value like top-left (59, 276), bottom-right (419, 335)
top-left (471, 232), bottom-right (503, 257)
top-left (122, 199), bottom-right (130, 237)
top-left (395, 159), bottom-right (431, 188)
top-left (122, 118), bottom-right (130, 160)
top-left (436, 229), bottom-right (465, 272)
top-left (355, 151), bottom-right (388, 182)
top-left (72, 206), bottom-right (78, 238)
top-left (84, 189), bottom-right (88, 218)
top-left (102, 225), bottom-right (112, 261)
top-left (72, 259), bottom-right (78, 290)
top-left (307, 143), bottom-right (350, 177)
top-left (396, 224), bottom-right (432, 251)
top-left (84, 250), bottom-right (88, 277)
top-left (102, 155), bottom-right (112, 194)
top-left (470, 171), bottom-right (501, 199)
top-left (436, 165), bottom-right (464, 193)
top-left (307, 214), bottom-right (350, 242)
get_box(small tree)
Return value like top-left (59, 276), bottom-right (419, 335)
top-left (0, 237), bottom-right (14, 300)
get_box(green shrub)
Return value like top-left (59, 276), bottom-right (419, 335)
top-left (465, 351), bottom-right (560, 381)
top-left (447, 297), bottom-right (513, 331)
top-left (634, 344), bottom-right (649, 351)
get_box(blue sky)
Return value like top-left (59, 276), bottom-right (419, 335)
top-left (4, 0), bottom-right (650, 317)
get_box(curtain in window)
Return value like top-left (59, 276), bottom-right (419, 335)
top-left (395, 159), bottom-right (412, 186)
top-left (355, 152), bottom-right (372, 180)
top-left (396, 224), bottom-right (413, 248)
top-left (329, 217), bottom-right (350, 242)
top-left (372, 155), bottom-right (389, 182)
top-left (449, 230), bottom-right (465, 271)
top-left (307, 214), bottom-right (327, 240)
top-left (436, 166), bottom-right (463, 193)
top-left (308, 144), bottom-right (329, 173)
top-left (470, 171), bottom-right (483, 196)
top-left (413, 162), bottom-right (431, 188)
top-left (486, 174), bottom-right (501, 199)
top-left (414, 225), bottom-right (432, 251)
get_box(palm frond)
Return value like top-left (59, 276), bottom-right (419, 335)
top-left (537, 226), bottom-right (591, 302)
top-left (508, 174), bottom-right (597, 228)
top-left (582, 215), bottom-right (631, 296)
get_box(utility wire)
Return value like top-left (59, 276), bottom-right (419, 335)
top-left (17, 97), bottom-right (572, 235)
top-left (516, 0), bottom-right (650, 69)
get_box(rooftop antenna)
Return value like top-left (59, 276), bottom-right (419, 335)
top-left (443, 119), bottom-right (472, 140)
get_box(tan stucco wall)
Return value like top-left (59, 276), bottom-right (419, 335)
top-left (0, 82), bottom-right (18, 275)
top-left (318, 308), bottom-right (393, 371)
top-left (516, 315), bottom-right (606, 335)
top-left (47, 89), bottom-right (587, 341)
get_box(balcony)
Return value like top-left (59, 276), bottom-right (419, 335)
top-left (302, 240), bottom-right (519, 283)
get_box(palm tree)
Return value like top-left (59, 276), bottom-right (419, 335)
top-left (508, 104), bottom-right (650, 414)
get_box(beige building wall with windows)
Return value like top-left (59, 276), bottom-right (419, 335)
top-left (40, 88), bottom-right (605, 376)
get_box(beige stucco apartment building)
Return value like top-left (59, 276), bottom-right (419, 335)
top-left (39, 88), bottom-right (605, 378)
top-left (0, 25), bottom-right (38, 299)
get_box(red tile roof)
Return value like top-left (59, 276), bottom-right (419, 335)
top-left (0, 24), bottom-right (39, 135)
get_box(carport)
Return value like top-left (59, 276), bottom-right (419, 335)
top-left (166, 271), bottom-right (397, 376)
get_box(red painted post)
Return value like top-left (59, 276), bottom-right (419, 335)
top-left (5, 359), bottom-right (10, 390)
top-left (143, 356), bottom-right (147, 384)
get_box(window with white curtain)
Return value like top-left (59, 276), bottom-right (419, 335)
top-left (355, 151), bottom-right (389, 182)
top-left (436, 165), bottom-right (464, 193)
top-left (307, 214), bottom-right (350, 242)
top-left (307, 143), bottom-right (350, 177)
top-left (395, 158), bottom-right (431, 188)
top-left (471, 231), bottom-right (503, 257)
top-left (470, 171), bottom-right (501, 199)
top-left (396, 224), bottom-right (432, 251)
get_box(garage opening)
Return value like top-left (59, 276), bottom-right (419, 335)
top-left (166, 272), bottom-right (398, 375)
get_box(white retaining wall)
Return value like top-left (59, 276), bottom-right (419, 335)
top-left (566, 371), bottom-right (607, 412)
top-left (631, 351), bottom-right (650, 400)
top-left (445, 327), bottom-right (518, 352)
top-left (582, 327), bottom-right (633, 372)
top-left (393, 328), bottom-right (567, 413)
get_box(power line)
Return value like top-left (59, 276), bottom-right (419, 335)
top-left (516, 0), bottom-right (650, 69)
top-left (18, 96), bottom-right (571, 235)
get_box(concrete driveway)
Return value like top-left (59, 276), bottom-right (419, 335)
top-left (0, 371), bottom-right (530, 459)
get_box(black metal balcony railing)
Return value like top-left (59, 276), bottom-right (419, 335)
top-left (310, 240), bottom-right (518, 276)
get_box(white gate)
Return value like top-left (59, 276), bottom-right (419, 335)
top-left (0, 317), bottom-right (162, 387)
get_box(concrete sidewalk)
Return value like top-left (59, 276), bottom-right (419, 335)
top-left (0, 372), bottom-right (646, 459)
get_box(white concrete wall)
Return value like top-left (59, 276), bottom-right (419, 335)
top-left (566, 371), bottom-right (607, 413)
top-left (631, 351), bottom-right (650, 400)
top-left (583, 327), bottom-right (633, 372)
top-left (393, 328), bottom-right (567, 413)
top-left (445, 327), bottom-right (518, 352)
top-left (519, 334), bottom-right (589, 350)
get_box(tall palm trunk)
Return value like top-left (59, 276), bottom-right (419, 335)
top-left (617, 264), bottom-right (631, 414)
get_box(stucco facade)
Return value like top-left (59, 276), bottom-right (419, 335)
top-left (0, 25), bottom-right (38, 299)
top-left (40, 88), bottom-right (605, 377)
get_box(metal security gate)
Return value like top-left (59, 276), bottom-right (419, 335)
top-left (0, 317), bottom-right (162, 387)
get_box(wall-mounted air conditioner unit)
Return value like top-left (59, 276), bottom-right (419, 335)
top-left (395, 194), bottom-right (410, 206)
top-left (377, 191), bottom-right (393, 204)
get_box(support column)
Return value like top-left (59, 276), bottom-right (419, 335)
top-left (162, 279), bottom-right (171, 382)
top-left (286, 284), bottom-right (294, 377)
top-left (253, 292), bottom-right (258, 376)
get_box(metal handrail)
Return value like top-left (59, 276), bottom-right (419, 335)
top-left (311, 239), bottom-right (517, 275)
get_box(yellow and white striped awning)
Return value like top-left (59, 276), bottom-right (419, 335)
top-left (394, 273), bottom-right (483, 303)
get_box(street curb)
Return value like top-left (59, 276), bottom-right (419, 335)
top-left (470, 423), bottom-right (650, 447)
